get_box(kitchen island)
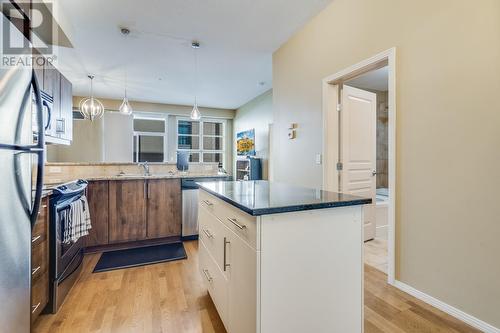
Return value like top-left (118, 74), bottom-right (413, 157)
top-left (197, 180), bottom-right (371, 333)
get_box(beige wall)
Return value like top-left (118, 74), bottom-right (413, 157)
top-left (50, 98), bottom-right (235, 174)
top-left (273, 0), bottom-right (500, 328)
top-left (73, 96), bottom-right (235, 119)
top-left (233, 90), bottom-right (273, 179)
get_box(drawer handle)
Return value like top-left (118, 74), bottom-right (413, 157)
top-left (202, 269), bottom-right (213, 282)
top-left (203, 200), bottom-right (214, 206)
top-left (223, 237), bottom-right (230, 271)
top-left (32, 235), bottom-right (41, 243)
top-left (227, 218), bottom-right (246, 230)
top-left (42, 204), bottom-right (47, 208)
top-left (202, 228), bottom-right (214, 239)
top-left (32, 266), bottom-right (41, 275)
top-left (31, 302), bottom-right (41, 314)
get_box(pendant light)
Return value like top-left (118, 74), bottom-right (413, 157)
top-left (190, 41), bottom-right (201, 120)
top-left (119, 28), bottom-right (133, 115)
top-left (79, 75), bottom-right (104, 121)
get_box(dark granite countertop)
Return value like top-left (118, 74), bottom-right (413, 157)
top-left (197, 180), bottom-right (372, 216)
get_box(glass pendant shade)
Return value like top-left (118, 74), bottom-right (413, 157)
top-left (119, 94), bottom-right (133, 115)
top-left (190, 101), bottom-right (201, 120)
top-left (79, 75), bottom-right (104, 121)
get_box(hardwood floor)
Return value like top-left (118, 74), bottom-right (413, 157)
top-left (33, 240), bottom-right (480, 333)
top-left (364, 238), bottom-right (388, 274)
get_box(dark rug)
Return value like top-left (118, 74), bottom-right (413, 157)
top-left (93, 242), bottom-right (187, 273)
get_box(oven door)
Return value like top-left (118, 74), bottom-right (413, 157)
top-left (53, 197), bottom-right (84, 279)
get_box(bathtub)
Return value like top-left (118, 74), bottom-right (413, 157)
top-left (375, 188), bottom-right (389, 240)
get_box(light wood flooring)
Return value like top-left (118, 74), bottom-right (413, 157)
top-left (33, 240), bottom-right (481, 333)
top-left (364, 238), bottom-right (389, 274)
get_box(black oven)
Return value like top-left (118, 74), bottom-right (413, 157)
top-left (47, 179), bottom-right (88, 313)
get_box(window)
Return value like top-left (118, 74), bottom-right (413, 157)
top-left (177, 118), bottom-right (225, 164)
top-left (133, 116), bottom-right (167, 162)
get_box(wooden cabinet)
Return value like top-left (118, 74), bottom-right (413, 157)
top-left (146, 179), bottom-right (182, 239)
top-left (108, 180), bottom-right (147, 243)
top-left (85, 178), bottom-right (182, 249)
top-left (85, 181), bottom-right (109, 247)
top-left (59, 74), bottom-right (73, 141)
top-left (32, 49), bottom-right (73, 144)
top-left (31, 196), bottom-right (49, 324)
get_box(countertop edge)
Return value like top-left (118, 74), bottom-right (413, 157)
top-left (197, 185), bottom-right (372, 216)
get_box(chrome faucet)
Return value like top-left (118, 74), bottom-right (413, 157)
top-left (139, 161), bottom-right (150, 176)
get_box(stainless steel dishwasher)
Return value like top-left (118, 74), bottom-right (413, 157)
top-left (181, 177), bottom-right (229, 240)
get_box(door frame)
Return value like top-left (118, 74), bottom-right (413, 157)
top-left (321, 47), bottom-right (396, 285)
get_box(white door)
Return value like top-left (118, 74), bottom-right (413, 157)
top-left (340, 85), bottom-right (377, 241)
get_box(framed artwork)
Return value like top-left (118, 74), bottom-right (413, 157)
top-left (237, 129), bottom-right (256, 156)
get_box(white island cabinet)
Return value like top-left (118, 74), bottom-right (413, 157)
top-left (197, 181), bottom-right (371, 333)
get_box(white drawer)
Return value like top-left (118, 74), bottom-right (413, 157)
top-left (199, 204), bottom-right (227, 273)
top-left (200, 190), bottom-right (259, 250)
top-left (199, 239), bottom-right (229, 326)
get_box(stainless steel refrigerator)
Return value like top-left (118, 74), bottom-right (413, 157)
top-left (0, 12), bottom-right (45, 333)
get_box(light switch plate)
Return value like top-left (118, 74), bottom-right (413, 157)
top-left (315, 154), bottom-right (322, 165)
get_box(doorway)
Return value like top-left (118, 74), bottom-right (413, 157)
top-left (322, 48), bottom-right (396, 284)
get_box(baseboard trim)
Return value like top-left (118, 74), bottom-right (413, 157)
top-left (394, 280), bottom-right (500, 333)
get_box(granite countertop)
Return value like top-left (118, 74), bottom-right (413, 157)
top-left (197, 180), bottom-right (372, 216)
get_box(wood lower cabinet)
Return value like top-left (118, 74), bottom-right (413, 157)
top-left (31, 196), bottom-right (49, 324)
top-left (146, 179), bottom-right (182, 239)
top-left (85, 178), bottom-right (182, 249)
top-left (85, 181), bottom-right (109, 247)
top-left (109, 180), bottom-right (147, 243)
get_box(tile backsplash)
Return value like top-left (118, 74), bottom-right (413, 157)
top-left (44, 163), bottom-right (220, 185)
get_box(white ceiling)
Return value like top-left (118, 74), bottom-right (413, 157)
top-left (54, 0), bottom-right (333, 110)
top-left (345, 67), bottom-right (389, 92)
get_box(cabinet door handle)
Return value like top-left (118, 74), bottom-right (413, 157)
top-left (223, 237), bottom-right (230, 271)
top-left (202, 269), bottom-right (213, 282)
top-left (202, 228), bottom-right (213, 239)
top-left (32, 235), bottom-right (41, 243)
top-left (144, 181), bottom-right (147, 198)
top-left (203, 200), bottom-right (213, 206)
top-left (31, 302), bottom-right (41, 314)
top-left (32, 266), bottom-right (41, 276)
top-left (227, 218), bottom-right (246, 230)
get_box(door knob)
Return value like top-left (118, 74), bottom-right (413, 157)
top-left (372, 170), bottom-right (377, 176)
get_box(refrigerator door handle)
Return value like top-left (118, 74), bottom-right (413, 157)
top-left (29, 69), bottom-right (45, 228)
top-left (42, 99), bottom-right (51, 130)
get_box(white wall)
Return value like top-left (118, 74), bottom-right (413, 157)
top-left (233, 90), bottom-right (273, 179)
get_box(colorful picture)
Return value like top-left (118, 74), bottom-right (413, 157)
top-left (237, 129), bottom-right (256, 156)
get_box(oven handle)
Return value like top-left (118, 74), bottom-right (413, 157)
top-left (55, 194), bottom-right (84, 212)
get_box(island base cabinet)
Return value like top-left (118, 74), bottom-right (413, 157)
top-left (198, 190), bottom-right (364, 333)
top-left (199, 239), bottom-right (229, 327)
top-left (226, 230), bottom-right (258, 333)
top-left (198, 203), bottom-right (259, 333)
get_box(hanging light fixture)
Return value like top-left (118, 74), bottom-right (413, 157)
top-left (79, 75), bottom-right (104, 121)
top-left (190, 41), bottom-right (201, 120)
top-left (119, 27), bottom-right (133, 115)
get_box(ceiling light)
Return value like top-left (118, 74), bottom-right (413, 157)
top-left (190, 41), bottom-right (201, 121)
top-left (79, 75), bottom-right (104, 121)
top-left (119, 27), bottom-right (133, 115)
